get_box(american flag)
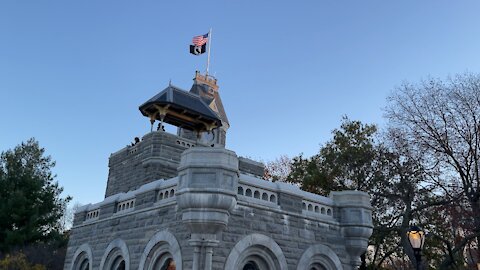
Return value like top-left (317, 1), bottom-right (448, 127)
top-left (192, 33), bottom-right (209, 46)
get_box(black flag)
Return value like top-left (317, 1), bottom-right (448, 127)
top-left (190, 44), bottom-right (206, 55)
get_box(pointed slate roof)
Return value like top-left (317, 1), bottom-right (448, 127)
top-left (190, 82), bottom-right (230, 127)
top-left (139, 85), bottom-right (221, 131)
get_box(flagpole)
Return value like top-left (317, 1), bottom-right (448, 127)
top-left (206, 28), bottom-right (212, 76)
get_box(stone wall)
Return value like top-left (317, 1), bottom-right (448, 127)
top-left (68, 136), bottom-right (372, 270)
top-left (65, 203), bottom-right (193, 269)
top-left (104, 131), bottom-right (193, 197)
top-left (66, 186), bottom-right (347, 269)
top-left (67, 175), bottom-right (372, 270)
top-left (105, 131), bottom-right (264, 198)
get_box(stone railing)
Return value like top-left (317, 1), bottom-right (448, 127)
top-left (238, 174), bottom-right (335, 220)
top-left (116, 198), bottom-right (136, 214)
top-left (157, 186), bottom-right (176, 201)
top-left (302, 199), bottom-right (333, 217)
top-left (75, 172), bottom-right (336, 225)
top-left (237, 181), bottom-right (278, 207)
top-left (75, 177), bottom-right (178, 224)
top-left (85, 209), bottom-right (100, 221)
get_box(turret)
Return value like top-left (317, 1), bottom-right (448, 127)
top-left (179, 71), bottom-right (229, 146)
top-left (176, 147), bottom-right (239, 270)
top-left (331, 191), bottom-right (373, 269)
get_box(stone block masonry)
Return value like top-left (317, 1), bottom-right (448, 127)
top-left (66, 139), bottom-right (373, 270)
top-left (105, 131), bottom-right (265, 198)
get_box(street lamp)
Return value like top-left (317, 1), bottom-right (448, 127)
top-left (407, 225), bottom-right (425, 270)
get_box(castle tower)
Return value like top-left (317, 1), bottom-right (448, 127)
top-left (178, 71), bottom-right (229, 146)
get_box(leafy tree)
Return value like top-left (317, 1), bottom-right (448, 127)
top-left (287, 117), bottom-right (380, 195)
top-left (288, 118), bottom-right (384, 267)
top-left (0, 138), bottom-right (71, 253)
top-left (287, 118), bottom-right (448, 269)
top-left (0, 252), bottom-right (45, 270)
top-left (386, 73), bottom-right (480, 269)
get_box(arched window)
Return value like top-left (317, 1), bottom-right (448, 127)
top-left (243, 261), bottom-right (260, 270)
top-left (73, 254), bottom-right (90, 270)
top-left (238, 186), bottom-right (244, 195)
top-left (224, 234), bottom-right (288, 270)
top-left (71, 245), bottom-right (92, 270)
top-left (262, 193), bottom-right (268, 201)
top-left (78, 259), bottom-right (89, 270)
top-left (254, 191), bottom-right (260, 199)
top-left (161, 258), bottom-right (177, 270)
top-left (110, 256), bottom-right (125, 270)
top-left (309, 264), bottom-right (327, 270)
top-left (296, 244), bottom-right (343, 270)
top-left (99, 239), bottom-right (130, 270)
top-left (138, 230), bottom-right (182, 270)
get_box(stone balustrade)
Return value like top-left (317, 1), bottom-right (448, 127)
top-left (75, 177), bottom-right (178, 223)
top-left (75, 172), bottom-right (340, 225)
top-left (85, 209), bottom-right (99, 221)
top-left (116, 198), bottom-right (136, 214)
top-left (237, 174), bottom-right (335, 221)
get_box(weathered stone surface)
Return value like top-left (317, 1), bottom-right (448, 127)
top-left (66, 133), bottom-right (373, 270)
top-left (104, 131), bottom-right (267, 198)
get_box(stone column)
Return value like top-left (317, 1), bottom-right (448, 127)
top-left (190, 243), bottom-right (201, 270)
top-left (176, 147), bottom-right (239, 270)
top-left (331, 191), bottom-right (373, 270)
top-left (204, 245), bottom-right (215, 270)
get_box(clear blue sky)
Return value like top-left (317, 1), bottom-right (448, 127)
top-left (2, 1), bottom-right (480, 206)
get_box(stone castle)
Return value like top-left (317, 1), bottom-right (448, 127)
top-left (64, 72), bottom-right (373, 270)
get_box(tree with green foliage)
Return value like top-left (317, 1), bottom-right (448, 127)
top-left (0, 138), bottom-right (71, 253)
top-left (287, 118), bottom-right (448, 269)
top-left (287, 117), bottom-right (380, 195)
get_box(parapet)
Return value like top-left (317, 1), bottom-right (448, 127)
top-left (105, 131), bottom-right (265, 197)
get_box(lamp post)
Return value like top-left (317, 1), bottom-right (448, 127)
top-left (407, 225), bottom-right (425, 270)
